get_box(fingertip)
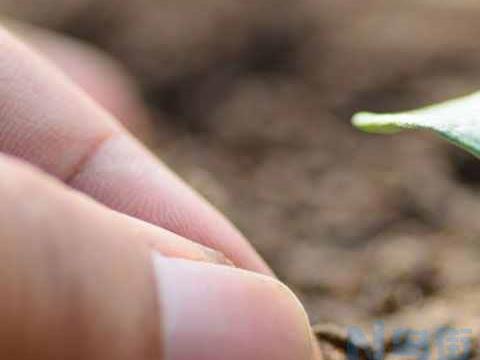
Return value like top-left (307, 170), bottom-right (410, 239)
top-left (153, 254), bottom-right (315, 360)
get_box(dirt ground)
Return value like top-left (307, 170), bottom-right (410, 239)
top-left (4, 1), bottom-right (480, 358)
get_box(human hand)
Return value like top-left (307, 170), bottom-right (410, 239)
top-left (0, 25), bottom-right (318, 360)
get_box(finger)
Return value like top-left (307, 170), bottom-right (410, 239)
top-left (0, 26), bottom-right (271, 274)
top-left (5, 19), bottom-right (153, 141)
top-left (154, 256), bottom-right (317, 360)
top-left (118, 212), bottom-right (234, 266)
top-left (0, 155), bottom-right (316, 360)
top-left (0, 154), bottom-right (231, 266)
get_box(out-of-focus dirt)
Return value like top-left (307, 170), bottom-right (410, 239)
top-left (4, 1), bottom-right (480, 357)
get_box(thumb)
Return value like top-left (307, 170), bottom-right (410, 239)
top-left (154, 256), bottom-right (317, 360)
top-left (0, 155), bottom-right (317, 360)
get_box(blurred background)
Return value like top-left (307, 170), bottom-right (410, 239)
top-left (4, 0), bottom-right (480, 351)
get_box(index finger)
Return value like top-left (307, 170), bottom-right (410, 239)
top-left (0, 26), bottom-right (272, 274)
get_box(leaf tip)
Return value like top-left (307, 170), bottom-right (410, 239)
top-left (351, 112), bottom-right (373, 128)
top-left (351, 112), bottom-right (405, 134)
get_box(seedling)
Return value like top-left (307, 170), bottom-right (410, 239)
top-left (352, 91), bottom-right (480, 157)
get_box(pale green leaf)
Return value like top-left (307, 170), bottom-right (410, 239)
top-left (352, 91), bottom-right (480, 157)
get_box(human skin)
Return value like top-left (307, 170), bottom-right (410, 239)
top-left (0, 25), bottom-right (319, 359)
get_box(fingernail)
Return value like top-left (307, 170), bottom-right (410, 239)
top-left (119, 212), bottom-right (235, 267)
top-left (147, 239), bottom-right (235, 267)
top-left (152, 253), bottom-right (316, 360)
top-left (200, 246), bottom-right (236, 267)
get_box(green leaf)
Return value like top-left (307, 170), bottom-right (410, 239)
top-left (352, 91), bottom-right (480, 158)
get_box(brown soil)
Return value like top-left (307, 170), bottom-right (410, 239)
top-left (4, 1), bottom-right (480, 358)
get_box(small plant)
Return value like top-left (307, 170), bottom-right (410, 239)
top-left (352, 91), bottom-right (480, 157)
